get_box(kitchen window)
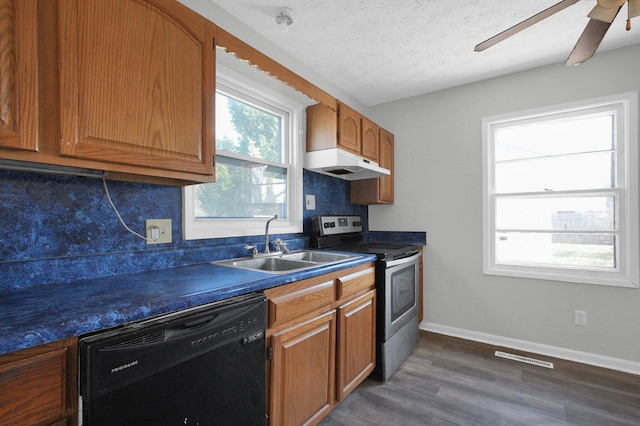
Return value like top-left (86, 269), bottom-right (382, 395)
top-left (482, 93), bottom-right (638, 287)
top-left (183, 68), bottom-right (304, 239)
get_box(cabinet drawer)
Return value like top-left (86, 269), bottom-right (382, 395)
top-left (336, 267), bottom-right (375, 301)
top-left (267, 280), bottom-right (334, 328)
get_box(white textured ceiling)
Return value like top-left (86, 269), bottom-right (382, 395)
top-left (208, 0), bottom-right (640, 106)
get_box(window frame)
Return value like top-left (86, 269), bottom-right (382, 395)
top-left (482, 92), bottom-right (639, 288)
top-left (183, 66), bottom-right (304, 240)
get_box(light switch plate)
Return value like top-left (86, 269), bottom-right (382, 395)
top-left (305, 194), bottom-right (316, 210)
top-left (146, 219), bottom-right (172, 244)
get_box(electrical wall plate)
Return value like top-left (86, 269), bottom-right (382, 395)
top-left (305, 194), bottom-right (316, 210)
top-left (146, 219), bottom-right (172, 244)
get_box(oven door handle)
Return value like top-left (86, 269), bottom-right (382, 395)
top-left (385, 251), bottom-right (421, 267)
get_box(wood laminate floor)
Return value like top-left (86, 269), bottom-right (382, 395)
top-left (320, 331), bottom-right (640, 425)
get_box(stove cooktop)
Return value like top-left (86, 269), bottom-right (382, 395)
top-left (310, 215), bottom-right (420, 261)
top-left (332, 242), bottom-right (420, 262)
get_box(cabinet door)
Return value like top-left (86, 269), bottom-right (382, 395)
top-left (361, 117), bottom-right (379, 162)
top-left (336, 290), bottom-right (376, 401)
top-left (0, 337), bottom-right (77, 426)
top-left (350, 128), bottom-right (394, 205)
top-left (57, 0), bottom-right (215, 176)
top-left (378, 128), bottom-right (394, 203)
top-left (270, 310), bottom-right (336, 426)
top-left (337, 103), bottom-right (361, 155)
top-left (0, 0), bottom-right (38, 151)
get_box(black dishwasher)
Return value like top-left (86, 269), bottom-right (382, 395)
top-left (79, 292), bottom-right (266, 426)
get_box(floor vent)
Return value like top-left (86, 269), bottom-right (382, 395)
top-left (495, 351), bottom-right (554, 369)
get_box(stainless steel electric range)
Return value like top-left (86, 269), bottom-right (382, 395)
top-left (310, 215), bottom-right (421, 381)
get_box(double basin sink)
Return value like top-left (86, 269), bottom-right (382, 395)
top-left (213, 250), bottom-right (360, 274)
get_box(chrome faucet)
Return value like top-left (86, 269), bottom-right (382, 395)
top-left (273, 238), bottom-right (289, 254)
top-left (264, 214), bottom-right (278, 254)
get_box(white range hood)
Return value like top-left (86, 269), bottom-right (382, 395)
top-left (305, 148), bottom-right (390, 181)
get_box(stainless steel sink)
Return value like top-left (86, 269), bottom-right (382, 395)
top-left (280, 250), bottom-right (355, 263)
top-left (212, 250), bottom-right (360, 274)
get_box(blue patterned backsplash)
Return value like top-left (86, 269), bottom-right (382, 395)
top-left (0, 169), bottom-right (367, 291)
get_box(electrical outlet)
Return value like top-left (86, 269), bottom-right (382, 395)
top-left (574, 310), bottom-right (587, 326)
top-left (146, 219), bottom-right (172, 245)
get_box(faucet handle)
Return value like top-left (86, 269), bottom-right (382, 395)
top-left (244, 245), bottom-right (258, 256)
top-left (273, 238), bottom-right (289, 254)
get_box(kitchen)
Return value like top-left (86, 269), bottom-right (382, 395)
top-left (1, 0), bottom-right (640, 425)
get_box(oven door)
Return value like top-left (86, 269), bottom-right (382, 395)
top-left (384, 252), bottom-right (421, 340)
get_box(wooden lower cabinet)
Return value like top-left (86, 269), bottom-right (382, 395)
top-left (0, 337), bottom-right (78, 426)
top-left (336, 289), bottom-right (376, 402)
top-left (270, 311), bottom-right (336, 426)
top-left (265, 263), bottom-right (376, 426)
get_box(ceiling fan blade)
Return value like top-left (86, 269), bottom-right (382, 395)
top-left (475, 0), bottom-right (581, 52)
top-left (630, 0), bottom-right (640, 18)
top-left (588, 3), bottom-right (623, 22)
top-left (565, 11), bottom-right (620, 65)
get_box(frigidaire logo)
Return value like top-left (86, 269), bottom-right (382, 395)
top-left (111, 360), bottom-right (138, 373)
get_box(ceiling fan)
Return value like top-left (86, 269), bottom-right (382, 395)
top-left (475, 0), bottom-right (640, 65)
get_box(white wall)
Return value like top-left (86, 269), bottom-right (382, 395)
top-left (368, 44), bottom-right (640, 372)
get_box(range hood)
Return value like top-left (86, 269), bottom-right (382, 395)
top-left (305, 148), bottom-right (390, 181)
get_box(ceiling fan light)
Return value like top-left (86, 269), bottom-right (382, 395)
top-left (588, 4), bottom-right (621, 22)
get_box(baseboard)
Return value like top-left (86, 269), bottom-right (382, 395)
top-left (421, 321), bottom-right (640, 376)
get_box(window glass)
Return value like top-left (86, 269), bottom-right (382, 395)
top-left (195, 157), bottom-right (287, 219)
top-left (215, 93), bottom-right (283, 162)
top-left (195, 91), bottom-right (288, 220)
top-left (495, 151), bottom-right (615, 193)
top-left (495, 232), bottom-right (616, 269)
top-left (495, 195), bottom-right (616, 231)
top-left (494, 114), bottom-right (614, 161)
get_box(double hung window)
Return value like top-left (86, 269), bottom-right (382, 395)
top-left (183, 68), bottom-right (303, 239)
top-left (482, 93), bottom-right (638, 287)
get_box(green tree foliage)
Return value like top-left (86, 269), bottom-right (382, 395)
top-left (195, 94), bottom-right (285, 218)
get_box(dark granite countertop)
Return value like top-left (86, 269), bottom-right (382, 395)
top-left (0, 252), bottom-right (377, 356)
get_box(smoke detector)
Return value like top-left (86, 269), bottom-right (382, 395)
top-left (275, 7), bottom-right (294, 27)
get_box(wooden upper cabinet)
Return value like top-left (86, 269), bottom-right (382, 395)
top-left (378, 128), bottom-right (394, 202)
top-left (337, 103), bottom-right (361, 155)
top-left (307, 102), bottom-right (380, 162)
top-left (0, 0), bottom-right (38, 152)
top-left (57, 0), bottom-right (215, 176)
top-left (351, 127), bottom-right (394, 204)
top-left (360, 117), bottom-right (379, 162)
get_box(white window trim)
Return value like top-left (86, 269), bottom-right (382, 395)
top-left (183, 65), bottom-right (304, 240)
top-left (482, 92), bottom-right (639, 288)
